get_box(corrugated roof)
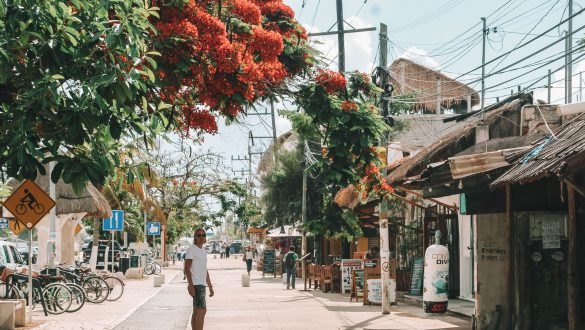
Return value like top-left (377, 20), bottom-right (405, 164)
top-left (387, 93), bottom-right (532, 184)
top-left (491, 113), bottom-right (585, 187)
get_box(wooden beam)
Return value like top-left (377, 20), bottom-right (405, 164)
top-left (398, 187), bottom-right (458, 211)
top-left (506, 184), bottom-right (515, 328)
top-left (563, 176), bottom-right (585, 198)
top-left (567, 182), bottom-right (577, 329)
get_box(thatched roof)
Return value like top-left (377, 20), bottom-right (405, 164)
top-left (388, 58), bottom-right (479, 112)
top-left (6, 164), bottom-right (112, 218)
top-left (387, 93), bottom-right (533, 185)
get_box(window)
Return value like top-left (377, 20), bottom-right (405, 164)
top-left (0, 245), bottom-right (8, 266)
top-left (9, 246), bottom-right (23, 264)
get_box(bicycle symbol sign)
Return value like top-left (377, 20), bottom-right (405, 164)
top-left (3, 179), bottom-right (55, 229)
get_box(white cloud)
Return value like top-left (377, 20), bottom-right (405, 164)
top-left (399, 47), bottom-right (440, 69)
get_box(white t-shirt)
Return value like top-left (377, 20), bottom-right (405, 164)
top-left (245, 250), bottom-right (254, 260)
top-left (185, 244), bottom-right (208, 285)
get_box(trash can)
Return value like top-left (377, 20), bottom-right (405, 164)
top-left (119, 257), bottom-right (130, 274)
top-left (130, 255), bottom-right (139, 268)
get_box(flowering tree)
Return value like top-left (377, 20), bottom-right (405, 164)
top-left (291, 70), bottom-right (394, 202)
top-left (152, 0), bottom-right (313, 135)
top-left (0, 0), bottom-right (313, 192)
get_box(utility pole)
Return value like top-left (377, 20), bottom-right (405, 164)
top-left (308, 0), bottom-right (376, 72)
top-left (566, 0), bottom-right (573, 104)
top-left (336, 0), bottom-right (345, 72)
top-left (378, 23), bottom-right (392, 315)
top-left (481, 17), bottom-right (487, 113)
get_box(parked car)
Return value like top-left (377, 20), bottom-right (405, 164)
top-left (17, 245), bottom-right (37, 264)
top-left (0, 240), bottom-right (24, 271)
top-left (82, 240), bottom-right (124, 271)
top-left (229, 242), bottom-right (243, 254)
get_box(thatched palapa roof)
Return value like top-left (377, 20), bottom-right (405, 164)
top-left (6, 164), bottom-right (112, 218)
top-left (257, 131), bottom-right (298, 174)
top-left (388, 58), bottom-right (480, 112)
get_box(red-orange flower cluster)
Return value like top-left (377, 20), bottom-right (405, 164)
top-left (356, 162), bottom-right (395, 201)
top-left (341, 101), bottom-right (358, 111)
top-left (151, 0), bottom-right (312, 135)
top-left (315, 70), bottom-right (347, 94)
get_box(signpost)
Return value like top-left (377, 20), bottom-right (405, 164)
top-left (3, 179), bottom-right (55, 324)
top-left (147, 222), bottom-right (161, 236)
top-left (103, 210), bottom-right (124, 272)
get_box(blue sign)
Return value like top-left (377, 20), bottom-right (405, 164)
top-left (147, 222), bottom-right (161, 236)
top-left (0, 218), bottom-right (8, 229)
top-left (103, 210), bottom-right (124, 231)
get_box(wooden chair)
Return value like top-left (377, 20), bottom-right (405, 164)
top-left (321, 265), bottom-right (333, 293)
top-left (313, 265), bottom-right (322, 290)
top-left (308, 264), bottom-right (316, 289)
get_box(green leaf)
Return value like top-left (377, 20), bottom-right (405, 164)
top-left (51, 162), bottom-right (64, 183)
top-left (50, 74), bottom-right (64, 80)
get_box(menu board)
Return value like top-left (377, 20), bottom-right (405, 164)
top-left (409, 257), bottom-right (424, 296)
top-left (263, 250), bottom-right (275, 274)
top-left (341, 259), bottom-right (363, 293)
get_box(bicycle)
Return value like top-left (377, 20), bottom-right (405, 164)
top-left (143, 257), bottom-right (162, 275)
top-left (59, 266), bottom-right (109, 304)
top-left (8, 272), bottom-right (72, 315)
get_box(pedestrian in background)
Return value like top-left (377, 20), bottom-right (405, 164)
top-left (283, 246), bottom-right (298, 290)
top-left (243, 246), bottom-right (254, 276)
top-left (176, 244), bottom-right (182, 262)
top-left (184, 228), bottom-right (214, 330)
top-left (224, 243), bottom-right (230, 259)
top-left (220, 243), bottom-right (225, 259)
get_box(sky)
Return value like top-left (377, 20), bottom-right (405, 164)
top-left (200, 0), bottom-right (585, 186)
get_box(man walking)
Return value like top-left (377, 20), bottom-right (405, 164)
top-left (283, 246), bottom-right (298, 290)
top-left (184, 228), bottom-right (214, 330)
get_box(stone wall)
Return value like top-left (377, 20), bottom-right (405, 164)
top-left (521, 105), bottom-right (561, 136)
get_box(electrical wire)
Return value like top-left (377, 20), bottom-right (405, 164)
top-left (488, 0), bottom-right (561, 74)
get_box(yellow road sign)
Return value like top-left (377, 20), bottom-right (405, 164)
top-left (3, 179), bottom-right (55, 229)
top-left (9, 218), bottom-right (25, 235)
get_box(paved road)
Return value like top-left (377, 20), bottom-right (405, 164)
top-left (113, 255), bottom-right (471, 330)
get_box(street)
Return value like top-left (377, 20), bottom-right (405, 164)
top-left (26, 255), bottom-right (471, 330)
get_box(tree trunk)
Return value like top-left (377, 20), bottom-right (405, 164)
top-left (93, 218), bottom-right (100, 245)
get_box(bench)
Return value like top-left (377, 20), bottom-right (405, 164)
top-left (0, 299), bottom-right (26, 329)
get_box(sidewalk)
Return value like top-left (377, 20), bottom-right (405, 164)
top-left (25, 265), bottom-right (182, 330)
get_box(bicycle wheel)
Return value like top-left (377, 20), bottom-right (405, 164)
top-left (82, 277), bottom-right (109, 303)
top-left (104, 276), bottom-right (125, 301)
top-left (43, 283), bottom-right (72, 315)
top-left (144, 263), bottom-right (155, 275)
top-left (2, 283), bottom-right (22, 299)
top-left (153, 262), bottom-right (162, 275)
top-left (65, 283), bottom-right (85, 312)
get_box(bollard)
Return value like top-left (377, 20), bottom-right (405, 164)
top-left (159, 273), bottom-right (166, 284)
top-left (153, 275), bottom-right (162, 287)
top-left (241, 274), bottom-right (250, 287)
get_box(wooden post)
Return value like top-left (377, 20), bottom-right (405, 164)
top-left (436, 78), bottom-right (442, 114)
top-left (568, 183), bottom-right (577, 329)
top-left (506, 184), bottom-right (515, 328)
